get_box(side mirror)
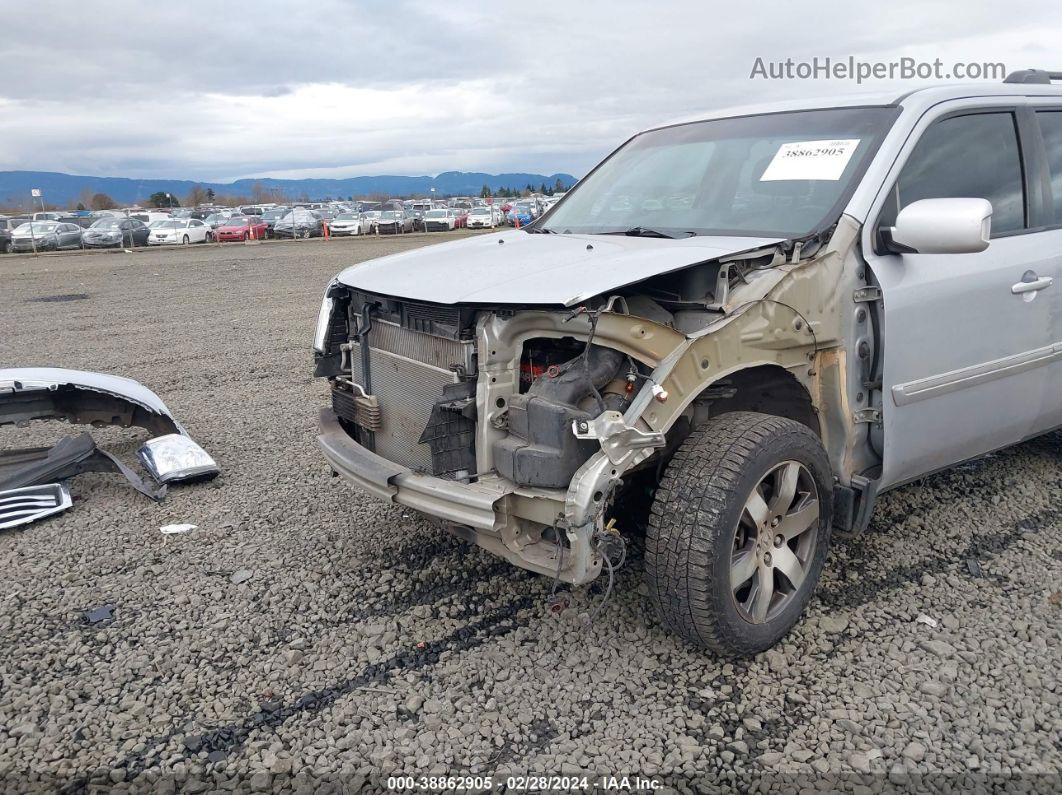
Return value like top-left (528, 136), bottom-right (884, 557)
top-left (883, 198), bottom-right (992, 255)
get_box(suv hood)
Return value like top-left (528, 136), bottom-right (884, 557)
top-left (335, 230), bottom-right (783, 306)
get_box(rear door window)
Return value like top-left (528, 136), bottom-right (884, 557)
top-left (1035, 111), bottom-right (1062, 223)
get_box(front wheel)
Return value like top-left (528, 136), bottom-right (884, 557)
top-left (182, 235), bottom-right (190, 245)
top-left (646, 411), bottom-right (832, 656)
top-left (301, 229), bottom-right (311, 239)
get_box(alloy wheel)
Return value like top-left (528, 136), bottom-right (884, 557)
top-left (730, 460), bottom-right (820, 624)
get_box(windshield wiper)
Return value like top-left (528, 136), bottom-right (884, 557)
top-left (600, 227), bottom-right (693, 239)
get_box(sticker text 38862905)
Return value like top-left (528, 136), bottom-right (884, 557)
top-left (759, 138), bottom-right (860, 181)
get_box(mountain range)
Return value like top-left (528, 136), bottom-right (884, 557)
top-left (0, 170), bottom-right (579, 208)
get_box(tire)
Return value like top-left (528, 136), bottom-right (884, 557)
top-left (182, 235), bottom-right (190, 245)
top-left (205, 233), bottom-right (213, 243)
top-left (646, 411), bottom-right (832, 656)
top-left (301, 229), bottom-right (311, 240)
top-left (2, 241), bottom-right (10, 254)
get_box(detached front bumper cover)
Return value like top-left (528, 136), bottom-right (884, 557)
top-left (0, 367), bottom-right (186, 436)
top-left (0, 368), bottom-right (220, 526)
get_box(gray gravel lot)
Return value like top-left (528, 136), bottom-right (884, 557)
top-left (1, 237), bottom-right (1059, 793)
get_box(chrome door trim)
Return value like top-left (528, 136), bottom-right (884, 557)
top-left (892, 342), bottom-right (1062, 406)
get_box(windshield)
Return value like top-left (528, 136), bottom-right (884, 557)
top-left (335, 213), bottom-right (357, 220)
top-left (380, 211), bottom-right (401, 219)
top-left (16, 222), bottom-right (57, 234)
top-left (90, 219), bottom-right (122, 229)
top-left (470, 208), bottom-right (490, 215)
top-left (149, 220), bottom-right (186, 229)
top-left (425, 210), bottom-right (447, 218)
top-left (224, 217), bottom-right (250, 226)
top-left (542, 107), bottom-right (898, 238)
top-left (262, 210), bottom-right (284, 220)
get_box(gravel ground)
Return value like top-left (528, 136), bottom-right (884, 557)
top-left (0, 237), bottom-right (1059, 794)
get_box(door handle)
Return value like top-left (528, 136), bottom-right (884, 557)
top-left (1012, 276), bottom-right (1053, 294)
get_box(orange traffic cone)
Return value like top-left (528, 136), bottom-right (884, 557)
top-left (323, 221), bottom-right (330, 240)
top-left (514, 215), bottom-right (520, 228)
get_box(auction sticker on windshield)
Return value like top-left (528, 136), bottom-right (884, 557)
top-left (760, 138), bottom-right (860, 181)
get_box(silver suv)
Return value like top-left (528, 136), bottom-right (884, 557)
top-left (314, 70), bottom-right (1062, 655)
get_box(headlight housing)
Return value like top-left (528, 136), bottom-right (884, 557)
top-left (138, 434), bottom-right (219, 484)
top-left (313, 282), bottom-right (337, 353)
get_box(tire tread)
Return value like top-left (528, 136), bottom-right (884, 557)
top-left (646, 411), bottom-right (831, 656)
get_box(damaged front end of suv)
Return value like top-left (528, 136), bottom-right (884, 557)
top-left (315, 103), bottom-right (899, 654)
top-left (315, 230), bottom-right (843, 581)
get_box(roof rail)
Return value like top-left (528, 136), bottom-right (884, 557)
top-left (1003, 69), bottom-right (1062, 84)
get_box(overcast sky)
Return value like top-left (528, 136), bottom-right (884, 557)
top-left (1, 0), bottom-right (1059, 182)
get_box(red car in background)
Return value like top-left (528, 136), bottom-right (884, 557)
top-left (453, 209), bottom-right (469, 229)
top-left (215, 216), bottom-right (268, 242)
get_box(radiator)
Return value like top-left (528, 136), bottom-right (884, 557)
top-left (348, 320), bottom-right (471, 471)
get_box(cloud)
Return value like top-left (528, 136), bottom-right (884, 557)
top-left (0, 0), bottom-right (1059, 181)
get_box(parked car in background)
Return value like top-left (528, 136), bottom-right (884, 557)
top-left (148, 218), bottom-right (212, 245)
top-left (58, 215), bottom-right (96, 229)
top-left (130, 211), bottom-right (173, 225)
top-left (359, 210), bottom-right (382, 234)
top-left (257, 208), bottom-right (286, 237)
top-left (273, 209), bottom-right (323, 239)
top-left (375, 210), bottom-right (414, 235)
top-left (82, 217), bottom-right (150, 248)
top-left (423, 209), bottom-right (456, 231)
top-left (508, 201), bottom-right (536, 226)
top-left (453, 209), bottom-right (469, 229)
top-left (203, 212), bottom-right (236, 231)
top-left (31, 212), bottom-right (65, 222)
top-left (466, 207), bottom-right (497, 229)
top-left (0, 217), bottom-right (31, 253)
top-left (215, 216), bottom-right (269, 242)
top-left (328, 213), bottom-right (365, 236)
top-left (10, 221), bottom-right (84, 252)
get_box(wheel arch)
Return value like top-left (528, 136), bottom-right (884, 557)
top-left (693, 364), bottom-right (820, 438)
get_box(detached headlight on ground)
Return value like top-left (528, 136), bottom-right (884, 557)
top-left (313, 289), bottom-right (336, 353)
top-left (138, 434), bottom-right (219, 484)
